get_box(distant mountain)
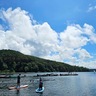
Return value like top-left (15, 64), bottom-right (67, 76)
top-left (0, 49), bottom-right (89, 72)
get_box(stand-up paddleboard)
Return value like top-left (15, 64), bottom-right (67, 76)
top-left (35, 87), bottom-right (44, 93)
top-left (8, 85), bottom-right (28, 90)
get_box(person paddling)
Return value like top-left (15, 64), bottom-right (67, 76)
top-left (39, 77), bottom-right (43, 90)
top-left (17, 74), bottom-right (21, 88)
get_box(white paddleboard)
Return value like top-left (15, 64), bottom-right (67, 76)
top-left (35, 87), bottom-right (44, 93)
top-left (8, 85), bottom-right (28, 90)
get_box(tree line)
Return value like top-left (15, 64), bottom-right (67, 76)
top-left (0, 49), bottom-right (89, 72)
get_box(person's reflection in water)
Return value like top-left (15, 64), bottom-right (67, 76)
top-left (39, 92), bottom-right (43, 96)
top-left (16, 89), bottom-right (20, 95)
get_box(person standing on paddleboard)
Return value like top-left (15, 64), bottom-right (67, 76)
top-left (39, 77), bottom-right (43, 90)
top-left (17, 74), bottom-right (21, 88)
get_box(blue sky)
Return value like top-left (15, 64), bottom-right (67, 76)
top-left (0, 0), bottom-right (96, 68)
top-left (1, 0), bottom-right (96, 31)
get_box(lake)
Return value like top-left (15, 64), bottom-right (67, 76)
top-left (0, 72), bottom-right (96, 96)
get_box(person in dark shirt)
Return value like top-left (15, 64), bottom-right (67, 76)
top-left (17, 74), bottom-right (21, 88)
top-left (39, 77), bottom-right (43, 90)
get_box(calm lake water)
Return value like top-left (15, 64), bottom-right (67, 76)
top-left (0, 72), bottom-right (96, 96)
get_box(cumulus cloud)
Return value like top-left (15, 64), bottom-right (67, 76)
top-left (0, 7), bottom-right (96, 68)
top-left (60, 24), bottom-right (89, 48)
top-left (0, 7), bottom-right (59, 56)
top-left (83, 24), bottom-right (96, 43)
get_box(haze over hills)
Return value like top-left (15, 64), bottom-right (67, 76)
top-left (0, 49), bottom-right (89, 72)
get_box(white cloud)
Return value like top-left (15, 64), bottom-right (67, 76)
top-left (60, 24), bottom-right (89, 48)
top-left (87, 5), bottom-right (96, 12)
top-left (0, 25), bottom-right (4, 30)
top-left (76, 48), bottom-right (93, 60)
top-left (0, 7), bottom-right (59, 57)
top-left (83, 23), bottom-right (96, 43)
top-left (0, 7), bottom-right (96, 69)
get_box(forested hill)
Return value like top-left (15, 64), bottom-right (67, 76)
top-left (0, 49), bottom-right (89, 72)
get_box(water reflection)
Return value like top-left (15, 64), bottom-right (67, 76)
top-left (36, 92), bottom-right (43, 96)
top-left (39, 93), bottom-right (43, 96)
top-left (16, 90), bottom-right (20, 95)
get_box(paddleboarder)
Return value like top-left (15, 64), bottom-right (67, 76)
top-left (39, 77), bottom-right (43, 90)
top-left (17, 74), bottom-right (21, 88)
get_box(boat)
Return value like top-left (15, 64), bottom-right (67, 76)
top-left (0, 75), bottom-right (10, 78)
top-left (60, 73), bottom-right (78, 76)
top-left (34, 73), bottom-right (58, 77)
top-left (8, 85), bottom-right (28, 90)
top-left (35, 87), bottom-right (44, 93)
